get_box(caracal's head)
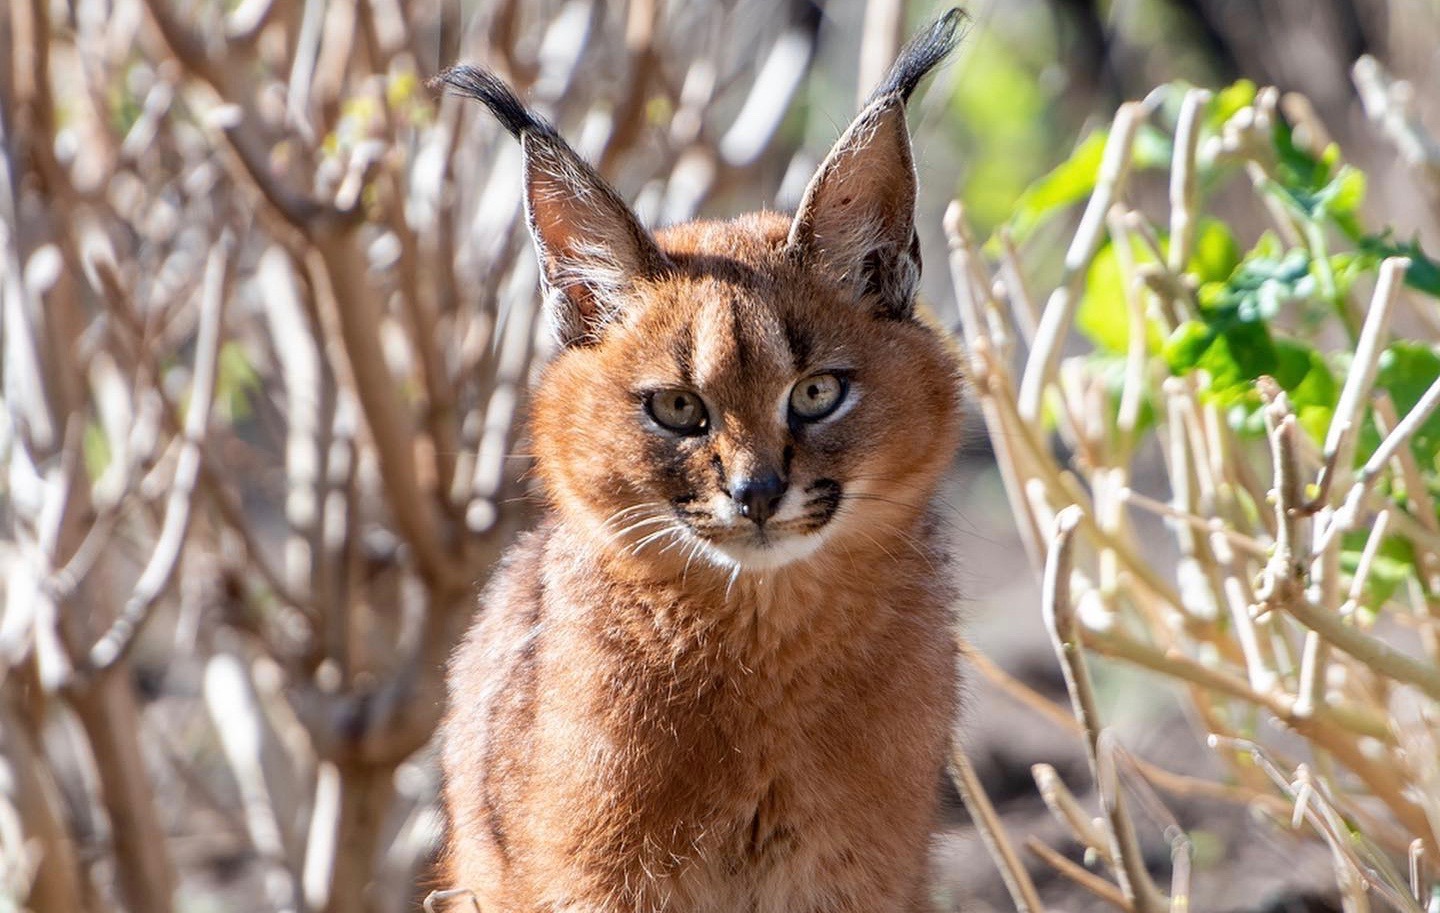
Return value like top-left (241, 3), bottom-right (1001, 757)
top-left (440, 11), bottom-right (966, 576)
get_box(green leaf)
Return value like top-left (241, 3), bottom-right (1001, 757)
top-left (83, 420), bottom-right (112, 482)
top-left (1078, 241), bottom-right (1132, 353)
top-left (1002, 123), bottom-right (1173, 247)
top-left (1206, 80), bottom-right (1257, 132)
top-left (1263, 116), bottom-right (1367, 237)
top-left (1271, 118), bottom-right (1329, 200)
top-left (1188, 219), bottom-right (1240, 284)
top-left (1326, 168), bottom-right (1366, 218)
top-left (1359, 233), bottom-right (1440, 299)
top-left (1162, 318), bottom-right (1278, 404)
top-left (1080, 220), bottom-right (1237, 356)
top-left (1163, 237), bottom-right (1338, 441)
top-left (1005, 131), bottom-right (1107, 243)
top-left (1327, 249), bottom-right (1382, 302)
top-left (1357, 342), bottom-right (1440, 471)
top-left (1204, 320), bottom-right (1278, 393)
top-left (1163, 320), bottom-right (1214, 373)
top-left (1198, 247), bottom-right (1312, 323)
top-left (1398, 240), bottom-right (1440, 297)
top-left (216, 340), bottom-right (261, 424)
top-left (1273, 340), bottom-right (1338, 442)
top-left (1133, 124), bottom-right (1175, 170)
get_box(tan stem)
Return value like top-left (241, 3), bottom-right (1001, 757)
top-left (324, 762), bottom-right (396, 913)
top-left (67, 673), bottom-right (176, 912)
top-left (948, 744), bottom-right (1045, 913)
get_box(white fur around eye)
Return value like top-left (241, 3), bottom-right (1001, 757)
top-left (816, 383), bottom-right (860, 423)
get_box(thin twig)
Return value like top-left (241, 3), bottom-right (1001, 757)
top-left (1033, 763), bottom-right (1112, 857)
top-left (948, 744), bottom-right (1046, 913)
top-left (1019, 103), bottom-right (1143, 424)
top-left (968, 647), bottom-right (1292, 815)
top-left (1356, 373), bottom-right (1440, 491)
top-left (1167, 89), bottom-right (1210, 275)
top-left (1317, 257), bottom-right (1410, 500)
top-left (1353, 56), bottom-right (1440, 186)
top-left (82, 237), bottom-right (233, 676)
top-left (1026, 837), bottom-right (1131, 911)
top-left (1118, 488), bottom-right (1269, 558)
top-left (1043, 506), bottom-right (1164, 913)
top-left (1090, 632), bottom-right (1431, 839)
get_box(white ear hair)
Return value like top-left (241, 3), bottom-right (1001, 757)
top-left (784, 9), bottom-right (964, 318)
top-left (786, 97), bottom-right (920, 316)
top-left (438, 66), bottom-right (670, 348)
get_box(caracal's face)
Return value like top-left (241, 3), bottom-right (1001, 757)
top-left (531, 213), bottom-right (963, 578)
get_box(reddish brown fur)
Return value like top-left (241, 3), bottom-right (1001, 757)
top-left (441, 213), bottom-right (965, 912)
top-left (439, 14), bottom-right (967, 910)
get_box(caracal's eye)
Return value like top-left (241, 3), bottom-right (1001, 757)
top-left (789, 373), bottom-right (847, 422)
top-left (646, 389), bottom-right (709, 435)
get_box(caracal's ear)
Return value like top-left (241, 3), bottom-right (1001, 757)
top-left (786, 9), bottom-right (966, 318)
top-left (436, 67), bottom-right (670, 347)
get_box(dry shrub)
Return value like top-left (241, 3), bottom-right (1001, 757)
top-left (948, 76), bottom-right (1440, 911)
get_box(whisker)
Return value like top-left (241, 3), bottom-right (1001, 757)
top-left (627, 521), bottom-right (692, 557)
top-left (853, 527), bottom-right (903, 566)
top-left (681, 536), bottom-right (708, 586)
top-left (604, 503), bottom-right (658, 524)
top-left (604, 513), bottom-right (674, 546)
top-left (842, 473), bottom-right (971, 518)
top-left (655, 528), bottom-right (693, 559)
top-left (889, 526), bottom-right (938, 573)
top-left (723, 562), bottom-right (744, 603)
top-left (837, 493), bottom-right (999, 546)
top-left (838, 492), bottom-right (926, 513)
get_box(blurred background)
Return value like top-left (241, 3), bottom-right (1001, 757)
top-left (2, 1), bottom-right (1438, 911)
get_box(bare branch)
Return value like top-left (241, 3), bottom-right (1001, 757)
top-left (82, 238), bottom-right (232, 676)
top-left (948, 743), bottom-right (1046, 913)
top-left (1019, 103), bottom-right (1142, 424)
top-left (1042, 506), bottom-right (1165, 913)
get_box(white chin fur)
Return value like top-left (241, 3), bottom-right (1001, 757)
top-left (701, 528), bottom-right (829, 571)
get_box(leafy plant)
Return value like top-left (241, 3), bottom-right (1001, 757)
top-left (949, 75), bottom-right (1440, 912)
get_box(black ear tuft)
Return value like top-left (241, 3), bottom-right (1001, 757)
top-left (786, 9), bottom-right (965, 318)
top-left (431, 64), bottom-right (668, 348)
top-left (864, 8), bottom-right (968, 106)
top-left (431, 66), bottom-right (555, 141)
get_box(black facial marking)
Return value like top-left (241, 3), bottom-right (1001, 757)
top-left (782, 318), bottom-right (811, 372)
top-left (710, 452), bottom-right (725, 487)
top-left (672, 322), bottom-right (694, 385)
top-left (804, 478), bottom-right (843, 525)
top-left (782, 444), bottom-right (795, 477)
top-left (645, 433), bottom-right (692, 491)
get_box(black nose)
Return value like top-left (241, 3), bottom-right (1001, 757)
top-left (731, 474), bottom-right (787, 525)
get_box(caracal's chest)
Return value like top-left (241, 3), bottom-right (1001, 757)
top-left (536, 601), bottom-right (947, 913)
